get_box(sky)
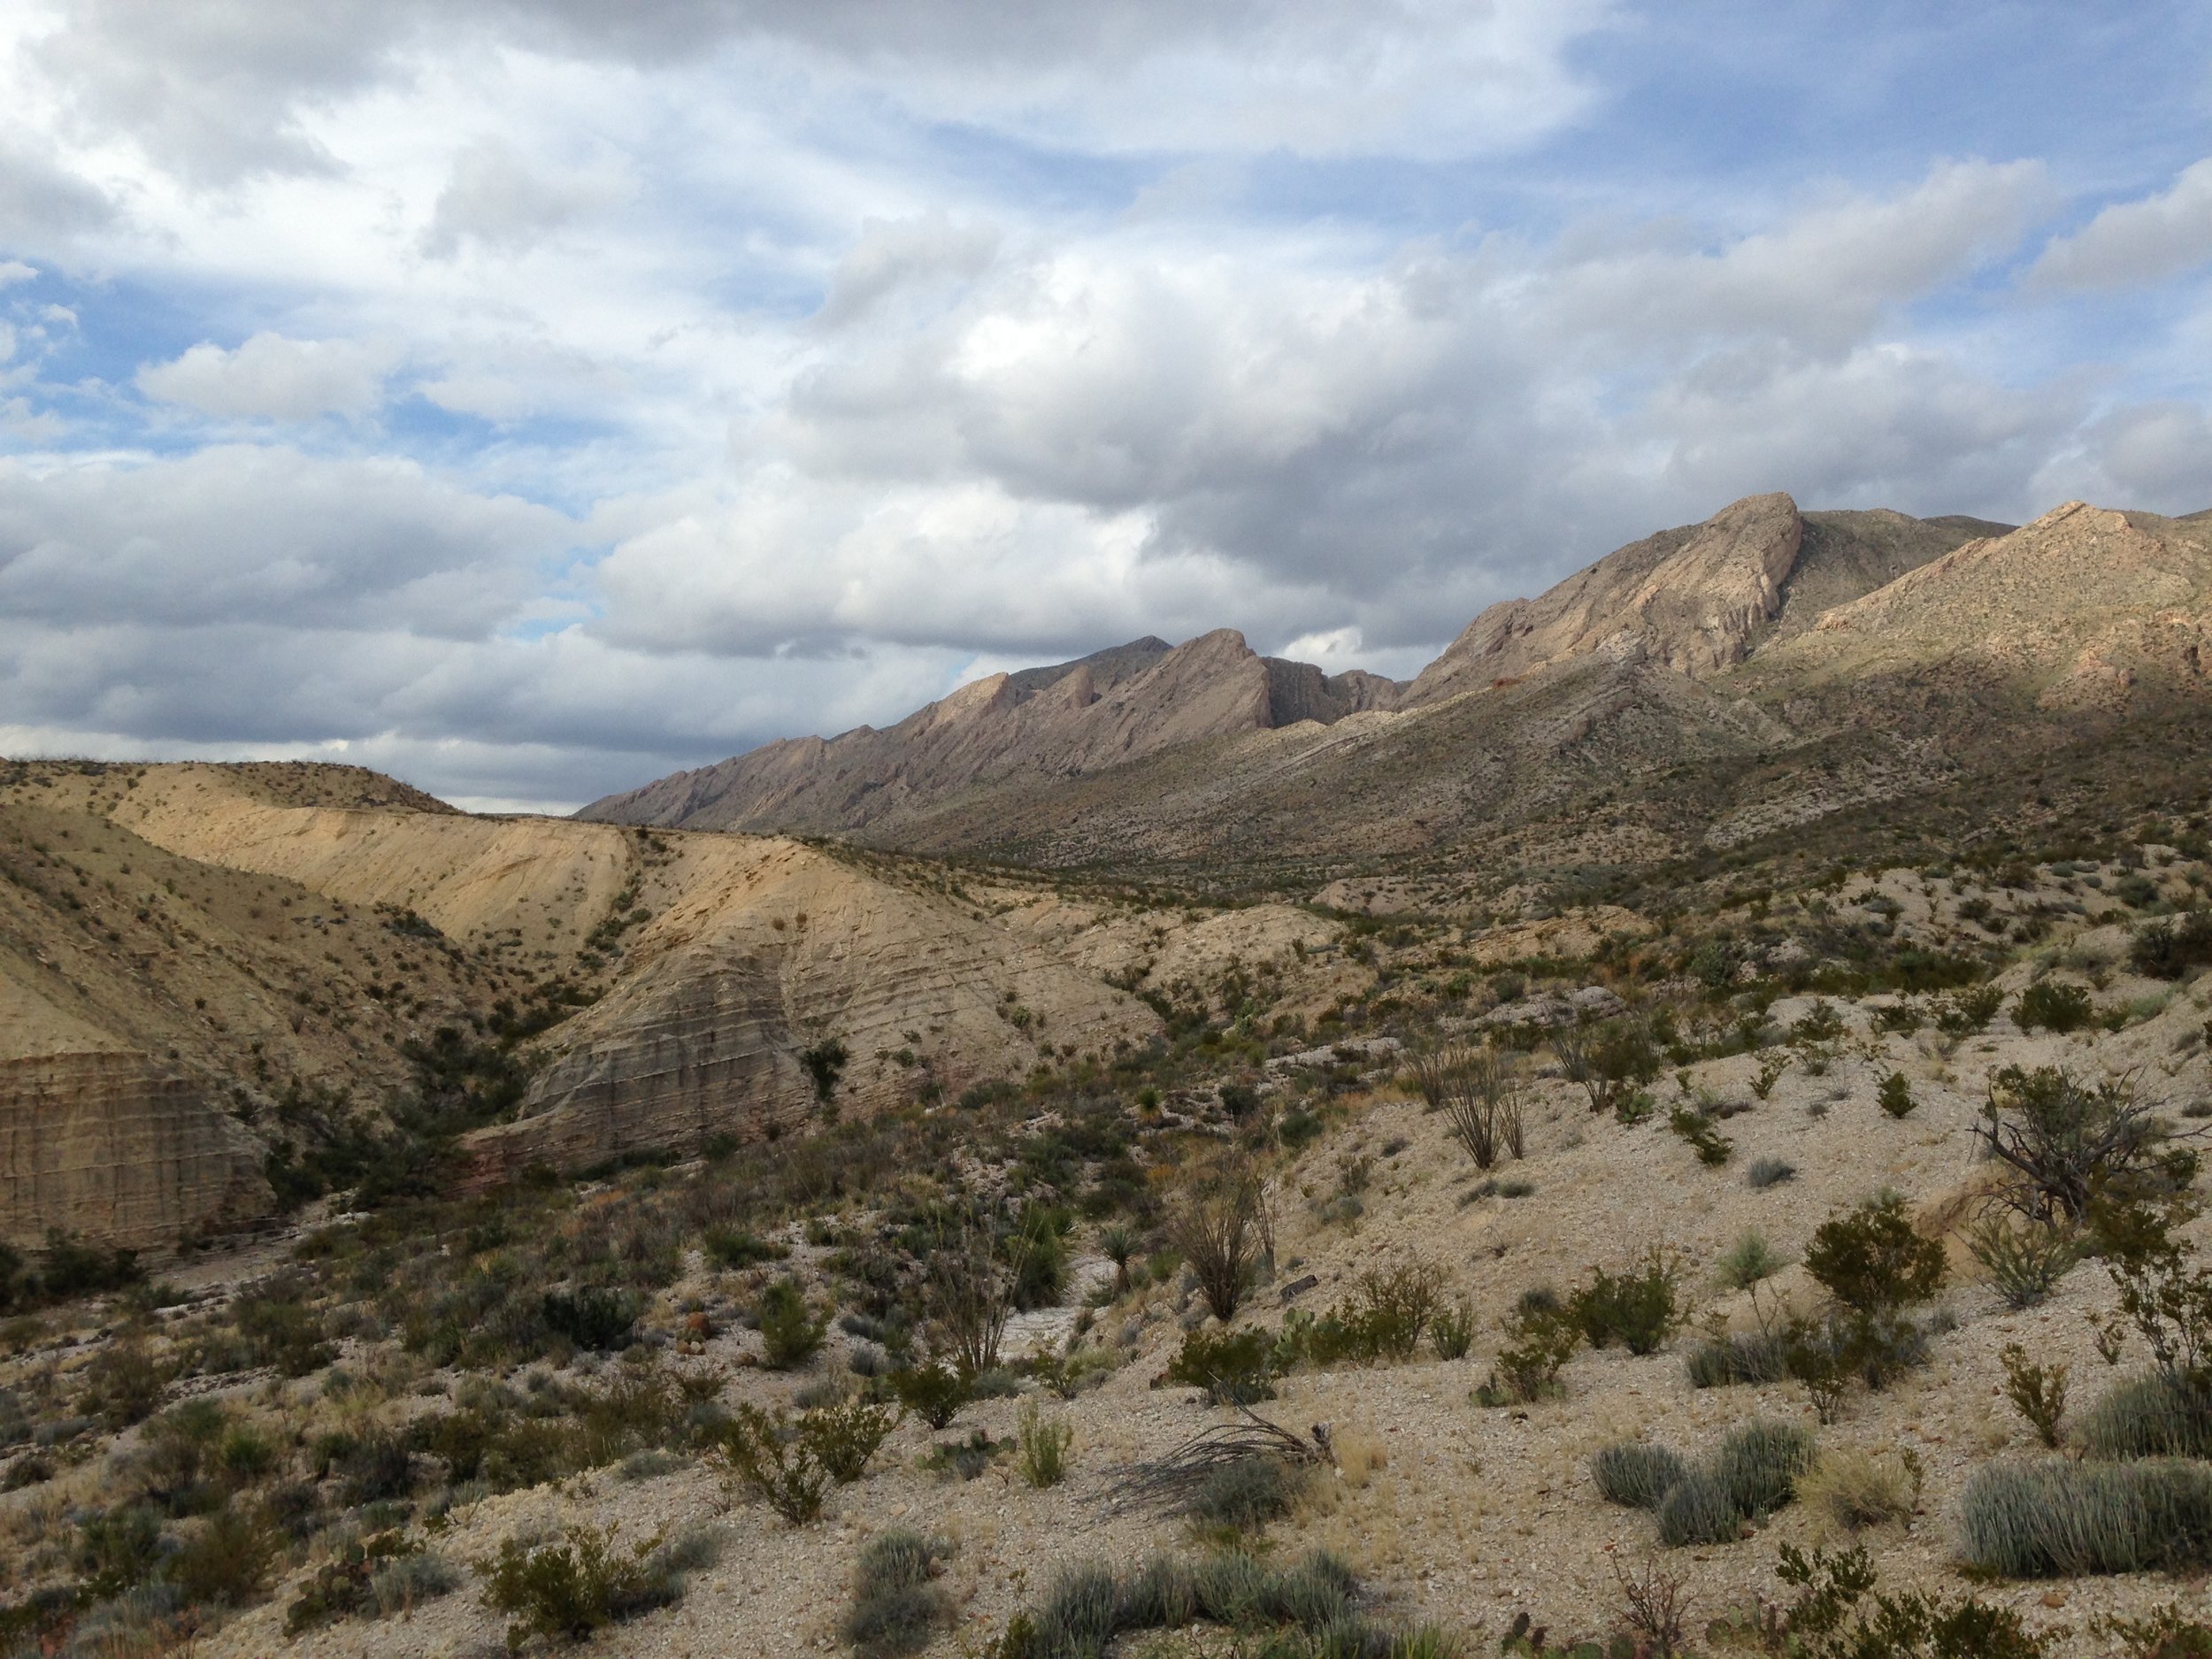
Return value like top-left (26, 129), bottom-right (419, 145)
top-left (1, 2), bottom-right (2209, 812)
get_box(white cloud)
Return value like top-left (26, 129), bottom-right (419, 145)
top-left (420, 137), bottom-right (627, 258)
top-left (2028, 158), bottom-right (2212, 292)
top-left (136, 333), bottom-right (403, 420)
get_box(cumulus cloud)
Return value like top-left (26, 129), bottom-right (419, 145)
top-left (420, 138), bottom-right (626, 258)
top-left (135, 333), bottom-right (403, 420)
top-left (0, 446), bottom-right (570, 634)
top-left (2028, 158), bottom-right (2212, 291)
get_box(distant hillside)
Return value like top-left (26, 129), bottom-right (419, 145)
top-left (580, 629), bottom-right (1400, 834)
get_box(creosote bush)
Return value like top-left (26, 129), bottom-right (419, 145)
top-left (1568, 1248), bottom-right (1684, 1356)
top-left (1164, 1326), bottom-right (1278, 1406)
top-left (475, 1521), bottom-right (680, 1649)
top-left (1778, 1543), bottom-right (2056, 1658)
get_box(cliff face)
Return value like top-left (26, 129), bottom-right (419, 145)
top-left (580, 629), bottom-right (1409, 836)
top-left (0, 1051), bottom-right (268, 1251)
top-left (465, 833), bottom-right (1157, 1179)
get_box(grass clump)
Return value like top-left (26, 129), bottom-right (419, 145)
top-left (1591, 1442), bottom-right (1686, 1511)
top-left (1747, 1156), bottom-right (1796, 1189)
top-left (1962, 1458), bottom-right (2212, 1577)
top-left (1966, 1217), bottom-right (2081, 1310)
top-left (1686, 1329), bottom-right (1789, 1388)
top-left (1797, 1448), bottom-right (1919, 1534)
top-left (1015, 1401), bottom-right (1072, 1490)
top-left (1187, 1455), bottom-right (1307, 1532)
top-left (845, 1531), bottom-right (954, 1659)
top-left (1656, 1469), bottom-right (1742, 1547)
top-left (2078, 1372), bottom-right (2212, 1460)
top-left (1716, 1230), bottom-right (1786, 1290)
top-left (1712, 1418), bottom-right (1816, 1516)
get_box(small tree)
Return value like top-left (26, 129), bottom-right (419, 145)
top-left (1168, 1161), bottom-right (1269, 1323)
top-left (1411, 1043), bottom-right (1526, 1169)
top-left (1975, 1065), bottom-right (2192, 1225)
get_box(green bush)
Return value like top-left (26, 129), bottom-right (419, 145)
top-left (1431, 1297), bottom-right (1477, 1361)
top-left (2015, 979), bottom-right (2093, 1033)
top-left (757, 1278), bottom-right (826, 1371)
top-left (887, 1362), bottom-right (970, 1429)
top-left (167, 1502), bottom-right (283, 1608)
top-left (702, 1228), bottom-right (788, 1269)
top-left (1877, 1071), bottom-right (1916, 1118)
top-left (1591, 1442), bottom-right (1686, 1510)
top-left (286, 1532), bottom-right (424, 1634)
top-left (706, 1404), bottom-right (830, 1525)
top-left (1716, 1230), bottom-right (1786, 1290)
top-left (803, 1397), bottom-right (900, 1483)
top-left (1568, 1248), bottom-right (1684, 1356)
top-left (1962, 1458), bottom-right (2212, 1577)
top-left (1164, 1326), bottom-right (1278, 1406)
top-left (2131, 911), bottom-right (2212, 980)
top-left (1778, 1542), bottom-right (2058, 1658)
top-left (541, 1286), bottom-right (636, 1352)
top-left (1806, 1194), bottom-right (1944, 1314)
top-left (846, 1531), bottom-right (954, 1659)
top-left (1933, 983), bottom-right (2004, 1036)
top-left (1965, 1217), bottom-right (2081, 1310)
top-left (475, 1521), bottom-right (679, 1647)
top-left (998, 1550), bottom-right (1386, 1659)
top-left (1475, 1298), bottom-right (1579, 1406)
top-left (1669, 1107), bottom-right (1733, 1165)
top-left (1713, 1419), bottom-right (1816, 1516)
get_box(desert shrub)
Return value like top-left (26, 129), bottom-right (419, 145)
top-left (706, 1404), bottom-right (831, 1525)
top-left (1713, 1419), bottom-right (1816, 1516)
top-left (1977, 1065), bottom-right (2186, 1226)
top-left (1966, 1217), bottom-right (2082, 1310)
top-left (1805, 1195), bottom-right (1945, 1317)
top-left (1568, 1248), bottom-right (1684, 1356)
top-left (1778, 1542), bottom-right (2057, 1657)
top-left (888, 1362), bottom-right (970, 1429)
top-left (2015, 979), bottom-right (2094, 1033)
top-left (1877, 1071), bottom-right (1916, 1118)
top-left (475, 1521), bottom-right (679, 1647)
top-left (2096, 1604), bottom-right (2212, 1659)
top-left (846, 1531), bottom-right (954, 1659)
top-left (1716, 1230), bottom-right (1786, 1290)
top-left (1798, 1448), bottom-right (1918, 1533)
top-left (1291, 1259), bottom-right (1455, 1366)
top-left (167, 1501), bottom-right (283, 1607)
top-left (1015, 1401), bottom-right (1072, 1490)
top-left (1165, 1325), bottom-right (1279, 1405)
top-left (803, 1397), bottom-right (900, 1483)
top-left (286, 1531), bottom-right (425, 1633)
top-left (1475, 1296), bottom-right (1580, 1406)
top-left (1591, 1442), bottom-right (1686, 1510)
top-left (77, 1503), bottom-right (164, 1595)
top-left (233, 1279), bottom-right (335, 1376)
top-left (1555, 1017), bottom-right (1662, 1117)
top-left (1747, 1156), bottom-right (1797, 1189)
top-left (1000, 1550), bottom-right (1375, 1659)
top-left (1188, 1455), bottom-right (1306, 1532)
top-left (1409, 1044), bottom-right (1526, 1169)
top-left (370, 1550), bottom-right (461, 1618)
top-left (1431, 1297), bottom-right (1477, 1361)
top-left (541, 1286), bottom-right (635, 1352)
top-left (757, 1278), bottom-right (826, 1371)
top-left (1962, 1458), bottom-right (2212, 1577)
top-left (1167, 1164), bottom-right (1268, 1324)
top-left (702, 1227), bottom-right (788, 1269)
top-left (1932, 983), bottom-right (2005, 1036)
top-left (2001, 1344), bottom-right (2069, 1449)
top-left (1686, 1329), bottom-right (1790, 1388)
top-left (2131, 911), bottom-right (2212, 980)
top-left (80, 1330), bottom-right (168, 1427)
top-left (1656, 1469), bottom-right (1742, 1546)
top-left (2079, 1372), bottom-right (2212, 1460)
top-left (1668, 1105), bottom-right (1732, 1165)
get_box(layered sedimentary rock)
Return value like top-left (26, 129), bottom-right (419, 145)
top-left (0, 1050), bottom-right (268, 1251)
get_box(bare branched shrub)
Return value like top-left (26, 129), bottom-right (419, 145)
top-left (1608, 1547), bottom-right (1692, 1657)
top-left (1168, 1161), bottom-right (1269, 1324)
top-left (1975, 1065), bottom-right (2193, 1225)
top-left (1411, 1043), bottom-right (1526, 1169)
top-left (922, 1209), bottom-right (1040, 1378)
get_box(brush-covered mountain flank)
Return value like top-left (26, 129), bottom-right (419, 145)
top-left (580, 628), bottom-right (1401, 836)
top-left (0, 763), bottom-right (1162, 1247)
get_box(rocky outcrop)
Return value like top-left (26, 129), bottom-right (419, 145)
top-left (0, 1051), bottom-right (269, 1251)
top-left (1402, 495), bottom-right (2001, 707)
top-left (580, 631), bottom-right (1409, 836)
top-left (460, 833), bottom-right (1159, 1179)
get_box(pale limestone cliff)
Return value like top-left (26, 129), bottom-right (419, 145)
top-left (0, 1050), bottom-right (268, 1251)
